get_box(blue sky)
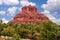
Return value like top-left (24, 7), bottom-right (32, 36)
top-left (0, 0), bottom-right (60, 25)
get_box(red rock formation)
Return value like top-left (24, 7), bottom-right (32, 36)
top-left (8, 5), bottom-right (49, 24)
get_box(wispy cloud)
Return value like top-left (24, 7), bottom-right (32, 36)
top-left (2, 18), bottom-right (9, 23)
top-left (7, 7), bottom-right (18, 16)
top-left (0, 0), bottom-right (19, 5)
top-left (0, 11), bottom-right (6, 15)
top-left (41, 0), bottom-right (60, 25)
top-left (41, 0), bottom-right (60, 11)
top-left (20, 0), bottom-right (36, 6)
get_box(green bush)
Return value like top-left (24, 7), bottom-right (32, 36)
top-left (1, 26), bottom-right (16, 37)
top-left (0, 20), bottom-right (58, 40)
top-left (40, 21), bottom-right (57, 40)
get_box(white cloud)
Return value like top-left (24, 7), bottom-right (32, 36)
top-left (52, 12), bottom-right (58, 16)
top-left (7, 7), bottom-right (17, 16)
top-left (0, 0), bottom-right (2, 5)
top-left (0, 0), bottom-right (19, 5)
top-left (41, 0), bottom-right (60, 11)
top-left (41, 10), bottom-right (56, 21)
top-left (41, 0), bottom-right (60, 25)
top-left (53, 19), bottom-right (60, 25)
top-left (20, 0), bottom-right (36, 6)
top-left (41, 10), bottom-right (60, 25)
top-left (18, 7), bottom-right (22, 12)
top-left (0, 11), bottom-right (5, 15)
top-left (2, 18), bottom-right (9, 23)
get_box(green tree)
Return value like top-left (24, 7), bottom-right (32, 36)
top-left (1, 26), bottom-right (16, 37)
top-left (13, 33), bottom-right (20, 40)
top-left (0, 19), bottom-right (5, 35)
top-left (40, 21), bottom-right (57, 40)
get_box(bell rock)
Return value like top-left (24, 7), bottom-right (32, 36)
top-left (8, 5), bottom-right (49, 24)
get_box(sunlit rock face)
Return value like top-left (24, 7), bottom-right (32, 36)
top-left (8, 5), bottom-right (49, 24)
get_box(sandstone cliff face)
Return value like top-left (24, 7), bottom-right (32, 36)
top-left (9, 5), bottom-right (49, 24)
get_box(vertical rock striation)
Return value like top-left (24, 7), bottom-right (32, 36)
top-left (8, 5), bottom-right (49, 24)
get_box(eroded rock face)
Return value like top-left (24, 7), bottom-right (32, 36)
top-left (8, 5), bottom-right (49, 24)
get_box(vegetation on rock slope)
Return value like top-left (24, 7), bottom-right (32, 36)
top-left (0, 19), bottom-right (59, 40)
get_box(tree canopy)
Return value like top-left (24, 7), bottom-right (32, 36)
top-left (0, 20), bottom-right (59, 40)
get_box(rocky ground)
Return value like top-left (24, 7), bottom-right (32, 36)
top-left (0, 36), bottom-right (30, 40)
